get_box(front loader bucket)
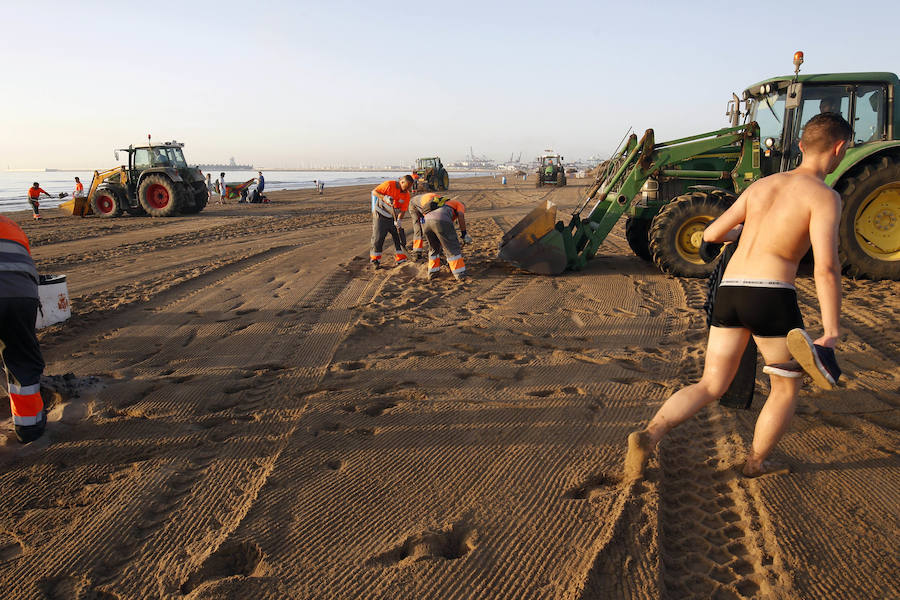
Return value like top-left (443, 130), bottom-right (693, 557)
top-left (498, 200), bottom-right (569, 275)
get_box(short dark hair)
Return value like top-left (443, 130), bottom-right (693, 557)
top-left (801, 112), bottom-right (852, 153)
top-left (400, 175), bottom-right (414, 185)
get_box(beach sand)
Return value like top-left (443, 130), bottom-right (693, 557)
top-left (0, 177), bottom-right (897, 599)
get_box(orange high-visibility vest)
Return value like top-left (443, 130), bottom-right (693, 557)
top-left (27, 187), bottom-right (47, 199)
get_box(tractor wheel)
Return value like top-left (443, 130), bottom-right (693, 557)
top-left (440, 170), bottom-right (450, 191)
top-left (138, 175), bottom-right (179, 217)
top-left (625, 217), bottom-right (652, 261)
top-left (557, 171), bottom-right (567, 187)
top-left (650, 191), bottom-right (731, 277)
top-left (535, 175), bottom-right (543, 188)
top-left (836, 156), bottom-right (900, 279)
top-left (90, 188), bottom-right (123, 218)
top-left (179, 183), bottom-right (207, 214)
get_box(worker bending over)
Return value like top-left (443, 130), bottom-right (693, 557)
top-left (410, 192), bottom-right (443, 261)
top-left (27, 183), bottom-right (51, 220)
top-left (0, 216), bottom-right (47, 443)
top-left (423, 196), bottom-right (472, 281)
top-left (370, 176), bottom-right (413, 268)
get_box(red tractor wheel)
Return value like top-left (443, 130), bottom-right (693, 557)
top-left (138, 175), bottom-right (179, 217)
top-left (90, 188), bottom-right (123, 218)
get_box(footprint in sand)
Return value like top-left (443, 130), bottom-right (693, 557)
top-left (179, 541), bottom-right (267, 594)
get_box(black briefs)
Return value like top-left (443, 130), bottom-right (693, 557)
top-left (710, 279), bottom-right (804, 338)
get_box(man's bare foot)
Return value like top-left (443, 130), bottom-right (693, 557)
top-left (741, 459), bottom-right (790, 479)
top-left (624, 430), bottom-right (651, 481)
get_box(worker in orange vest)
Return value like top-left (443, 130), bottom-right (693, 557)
top-left (0, 216), bottom-right (47, 443)
top-left (27, 182), bottom-right (51, 220)
top-left (423, 197), bottom-right (472, 281)
top-left (411, 170), bottom-right (420, 192)
top-left (73, 177), bottom-right (85, 199)
top-left (370, 176), bottom-right (413, 268)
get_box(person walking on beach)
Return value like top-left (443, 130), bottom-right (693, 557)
top-left (370, 176), bottom-right (413, 268)
top-left (0, 216), bottom-right (47, 443)
top-left (624, 112), bottom-right (850, 480)
top-left (423, 196), bottom-right (472, 281)
top-left (205, 173), bottom-right (215, 204)
top-left (217, 172), bottom-right (227, 204)
top-left (317, 180), bottom-right (325, 195)
top-left (27, 183), bottom-right (51, 220)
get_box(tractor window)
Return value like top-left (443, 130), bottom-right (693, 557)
top-left (134, 149), bottom-right (152, 169)
top-left (751, 91), bottom-right (787, 149)
top-left (166, 148), bottom-right (188, 167)
top-left (796, 85), bottom-right (851, 135)
top-left (853, 85), bottom-right (886, 145)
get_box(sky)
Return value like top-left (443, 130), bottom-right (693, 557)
top-left (2, 0), bottom-right (898, 169)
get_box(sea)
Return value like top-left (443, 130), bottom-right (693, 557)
top-left (0, 170), bottom-right (489, 213)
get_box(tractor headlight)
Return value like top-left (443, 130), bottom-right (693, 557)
top-left (764, 137), bottom-right (775, 149)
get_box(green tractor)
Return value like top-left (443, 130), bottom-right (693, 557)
top-left (500, 53), bottom-right (899, 280)
top-left (535, 153), bottom-right (567, 187)
top-left (415, 157), bottom-right (450, 191)
top-left (87, 140), bottom-right (208, 218)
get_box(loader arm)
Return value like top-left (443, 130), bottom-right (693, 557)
top-left (499, 123), bottom-right (760, 274)
top-left (73, 166), bottom-right (128, 217)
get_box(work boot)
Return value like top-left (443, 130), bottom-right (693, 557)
top-left (15, 411), bottom-right (47, 444)
top-left (395, 258), bottom-right (408, 266)
top-left (370, 259), bottom-right (381, 270)
top-left (33, 213), bottom-right (41, 220)
top-left (455, 273), bottom-right (468, 283)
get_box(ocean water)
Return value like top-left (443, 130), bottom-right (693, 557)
top-left (0, 170), bottom-right (488, 213)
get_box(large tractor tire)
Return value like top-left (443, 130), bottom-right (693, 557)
top-left (836, 156), bottom-right (900, 279)
top-left (535, 174), bottom-right (543, 188)
top-left (90, 188), bottom-right (123, 218)
top-left (180, 183), bottom-right (208, 214)
top-left (625, 217), bottom-right (652, 261)
top-left (557, 171), bottom-right (567, 187)
top-left (650, 191), bottom-right (731, 277)
top-left (138, 175), bottom-right (179, 217)
top-left (440, 170), bottom-right (450, 191)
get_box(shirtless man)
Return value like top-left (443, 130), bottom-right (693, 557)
top-left (624, 112), bottom-right (851, 480)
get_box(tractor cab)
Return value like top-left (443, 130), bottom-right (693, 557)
top-left (738, 62), bottom-right (895, 176)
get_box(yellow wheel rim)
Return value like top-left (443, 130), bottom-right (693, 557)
top-left (676, 215), bottom-right (714, 264)
top-left (855, 183), bottom-right (900, 261)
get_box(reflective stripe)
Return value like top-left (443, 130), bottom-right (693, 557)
top-left (395, 252), bottom-right (408, 261)
top-left (448, 254), bottom-right (466, 274)
top-left (9, 382), bottom-right (40, 396)
top-left (412, 238), bottom-right (424, 250)
top-left (370, 253), bottom-right (382, 261)
top-left (0, 240), bottom-right (31, 257)
top-left (428, 256), bottom-right (441, 272)
top-left (13, 410), bottom-right (44, 426)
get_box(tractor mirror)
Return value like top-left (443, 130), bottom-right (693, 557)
top-left (114, 151), bottom-right (119, 161)
top-left (785, 82), bottom-right (803, 109)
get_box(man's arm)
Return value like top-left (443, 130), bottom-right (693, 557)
top-left (809, 188), bottom-right (843, 347)
top-left (703, 191), bottom-right (748, 243)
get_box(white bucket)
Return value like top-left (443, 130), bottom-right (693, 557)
top-left (36, 274), bottom-right (71, 329)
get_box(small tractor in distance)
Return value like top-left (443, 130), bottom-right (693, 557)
top-left (535, 153), bottom-right (567, 187)
top-left (78, 140), bottom-right (208, 218)
top-left (415, 157), bottom-right (450, 191)
top-left (500, 53), bottom-right (900, 280)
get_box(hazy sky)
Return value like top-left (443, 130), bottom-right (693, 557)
top-left (2, 0), bottom-right (898, 169)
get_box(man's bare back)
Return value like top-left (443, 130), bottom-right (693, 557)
top-left (705, 170), bottom-right (842, 285)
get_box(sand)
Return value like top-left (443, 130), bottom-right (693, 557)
top-left (0, 176), bottom-right (897, 599)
